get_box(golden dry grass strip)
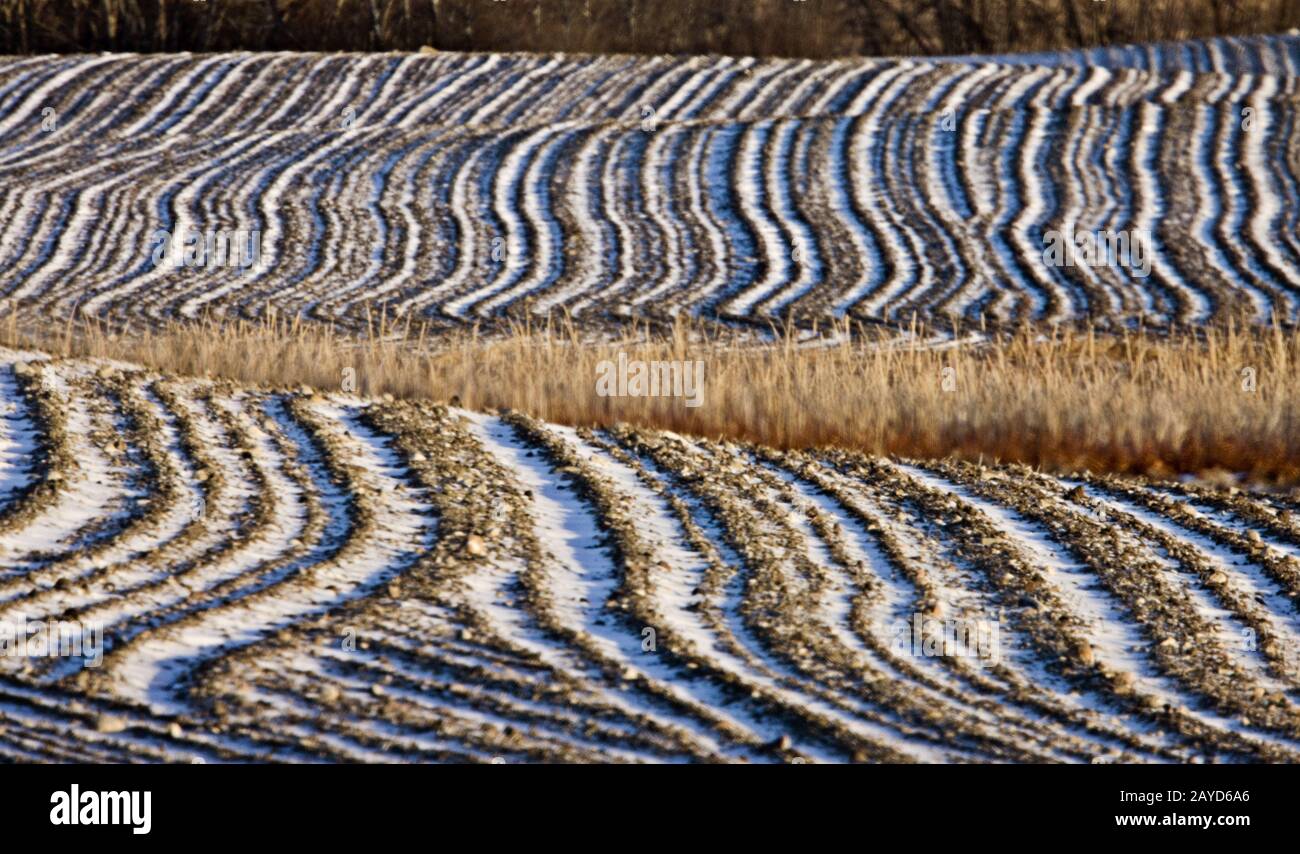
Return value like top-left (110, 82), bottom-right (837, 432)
top-left (4, 312), bottom-right (1298, 482)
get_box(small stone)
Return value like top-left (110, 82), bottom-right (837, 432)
top-left (95, 715), bottom-right (128, 734)
top-left (465, 534), bottom-right (487, 557)
top-left (168, 722), bottom-right (184, 739)
top-left (1112, 672), bottom-right (1137, 694)
top-left (320, 685), bottom-right (341, 703)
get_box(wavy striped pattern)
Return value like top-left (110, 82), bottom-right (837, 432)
top-left (4, 349), bottom-right (1300, 762)
top-left (0, 34), bottom-right (1298, 331)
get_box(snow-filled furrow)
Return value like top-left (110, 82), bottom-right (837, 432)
top-left (1083, 483), bottom-right (1300, 692)
top-left (103, 397), bottom-right (434, 713)
top-left (898, 463), bottom-right (1300, 756)
top-left (0, 366), bottom-right (133, 565)
top-left (463, 413), bottom-right (759, 761)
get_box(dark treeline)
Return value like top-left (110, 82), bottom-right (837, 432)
top-left (2, 0), bottom-right (1299, 57)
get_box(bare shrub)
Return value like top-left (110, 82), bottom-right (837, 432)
top-left (2, 0), bottom-right (1297, 57)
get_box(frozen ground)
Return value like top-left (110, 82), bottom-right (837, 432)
top-left (0, 34), bottom-right (1299, 332)
top-left (0, 350), bottom-right (1298, 762)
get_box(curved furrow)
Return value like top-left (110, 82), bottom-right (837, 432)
top-left (0, 358), bottom-right (56, 537)
top-left (1216, 76), bottom-right (1300, 321)
top-left (440, 125), bottom-right (560, 319)
top-left (0, 364), bottom-right (145, 582)
top-left (43, 388), bottom-right (315, 694)
top-left (809, 454), bottom-right (1186, 761)
top-left (717, 121), bottom-right (796, 319)
top-left (1059, 106), bottom-right (1133, 320)
top-left (899, 459), bottom-right (1300, 760)
top-left (589, 425), bottom-right (946, 758)
top-left (464, 412), bottom-right (780, 761)
top-left (905, 66), bottom-right (997, 322)
top-left (391, 140), bottom-right (496, 318)
top-left (0, 676), bottom-right (302, 763)
top-left (665, 125), bottom-right (734, 316)
top-left (535, 126), bottom-right (626, 318)
top-left (1073, 478), bottom-right (1300, 691)
top-left (1065, 484), bottom-right (1299, 703)
top-left (0, 55), bottom-right (123, 143)
top-left (742, 450), bottom-right (1118, 761)
top-left (8, 384), bottom-right (282, 684)
top-left (356, 401), bottom-right (773, 763)
top-left (299, 624), bottom-right (705, 761)
top-left (1139, 100), bottom-right (1223, 323)
top-left (304, 130), bottom-right (452, 319)
top-left (834, 64), bottom-right (931, 318)
top-left (979, 69), bottom-right (1063, 324)
top-left (1194, 85), bottom-right (1278, 321)
top-left (1250, 91), bottom-right (1300, 307)
top-left (1000, 74), bottom-right (1089, 323)
top-left (0, 374), bottom-right (214, 648)
top-left (754, 120), bottom-right (824, 318)
top-left (0, 56), bottom-right (187, 171)
top-left (610, 431), bottom-right (948, 761)
top-left (620, 123), bottom-right (693, 314)
top-left (612, 428), bottom-right (1005, 761)
top-left (197, 609), bottom-right (666, 763)
top-left (796, 453), bottom-right (1187, 760)
top-left (474, 127), bottom-right (586, 318)
top-left (873, 112), bottom-right (974, 323)
top-left (572, 126), bottom-right (664, 315)
top-left (584, 424), bottom-right (1014, 760)
top-left (93, 394), bottom-right (434, 714)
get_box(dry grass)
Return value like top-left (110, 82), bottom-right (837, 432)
top-left (4, 312), bottom-right (1298, 482)
top-left (3, 0), bottom-right (1297, 57)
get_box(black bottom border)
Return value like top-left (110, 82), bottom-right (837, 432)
top-left (3, 763), bottom-right (1284, 841)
